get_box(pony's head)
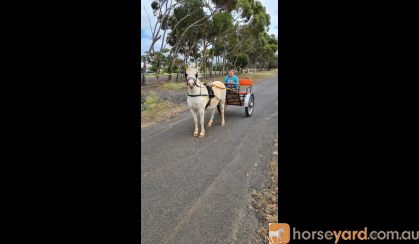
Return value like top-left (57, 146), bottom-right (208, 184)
top-left (185, 65), bottom-right (201, 89)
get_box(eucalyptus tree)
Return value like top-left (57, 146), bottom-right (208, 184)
top-left (166, 0), bottom-right (207, 80)
top-left (142, 0), bottom-right (178, 85)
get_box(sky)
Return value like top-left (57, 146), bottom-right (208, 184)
top-left (140, 0), bottom-right (278, 55)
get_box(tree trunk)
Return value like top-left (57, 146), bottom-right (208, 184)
top-left (142, 54), bottom-right (150, 85)
top-left (222, 44), bottom-right (224, 75)
top-left (233, 55), bottom-right (239, 67)
top-left (217, 56), bottom-right (220, 76)
top-left (168, 43), bottom-right (183, 82)
top-left (141, 61), bottom-right (146, 85)
top-left (155, 0), bottom-right (170, 84)
top-left (167, 56), bottom-right (173, 81)
top-left (212, 40), bottom-right (216, 78)
top-left (156, 61), bottom-right (161, 86)
top-left (203, 39), bottom-right (207, 79)
top-left (219, 57), bottom-right (222, 76)
top-left (215, 56), bottom-right (217, 76)
top-left (210, 58), bottom-right (213, 78)
top-left (222, 37), bottom-right (227, 76)
top-left (155, 46), bottom-right (167, 85)
top-left (210, 45), bottom-right (214, 78)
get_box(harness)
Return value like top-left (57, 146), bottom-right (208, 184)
top-left (186, 77), bottom-right (234, 95)
top-left (186, 76), bottom-right (216, 109)
top-left (186, 76), bottom-right (208, 97)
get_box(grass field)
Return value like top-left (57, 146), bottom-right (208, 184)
top-left (160, 82), bottom-right (185, 90)
top-left (143, 72), bottom-right (179, 78)
top-left (141, 91), bottom-right (188, 128)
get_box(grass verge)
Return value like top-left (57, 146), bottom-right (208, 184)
top-left (250, 136), bottom-right (279, 242)
top-left (160, 82), bottom-right (186, 90)
top-left (141, 92), bottom-right (188, 128)
top-left (239, 69), bottom-right (278, 84)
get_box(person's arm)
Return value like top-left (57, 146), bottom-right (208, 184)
top-left (233, 76), bottom-right (239, 85)
top-left (224, 76), bottom-right (228, 83)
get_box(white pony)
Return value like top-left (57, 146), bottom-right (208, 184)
top-left (185, 65), bottom-right (226, 137)
top-left (269, 228), bottom-right (286, 243)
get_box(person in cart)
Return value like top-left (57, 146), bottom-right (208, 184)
top-left (223, 69), bottom-right (240, 90)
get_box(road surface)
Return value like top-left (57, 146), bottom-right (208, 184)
top-left (141, 75), bottom-right (278, 243)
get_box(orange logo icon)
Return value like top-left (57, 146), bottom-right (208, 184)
top-left (269, 223), bottom-right (290, 244)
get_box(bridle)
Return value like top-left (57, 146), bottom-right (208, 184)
top-left (186, 76), bottom-right (201, 88)
top-left (186, 75), bottom-right (209, 97)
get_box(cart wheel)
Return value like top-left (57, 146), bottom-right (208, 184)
top-left (245, 94), bottom-right (254, 117)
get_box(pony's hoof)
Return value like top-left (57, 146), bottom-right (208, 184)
top-left (207, 122), bottom-right (212, 128)
top-left (199, 132), bottom-right (205, 138)
top-left (221, 122), bottom-right (225, 127)
top-left (193, 132), bottom-right (199, 137)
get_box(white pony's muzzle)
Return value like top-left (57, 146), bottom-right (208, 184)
top-left (187, 77), bottom-right (196, 89)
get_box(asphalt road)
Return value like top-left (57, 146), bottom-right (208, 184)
top-left (141, 75), bottom-right (278, 243)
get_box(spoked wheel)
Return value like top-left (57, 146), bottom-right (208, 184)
top-left (245, 94), bottom-right (254, 117)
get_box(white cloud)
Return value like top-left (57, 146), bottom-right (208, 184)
top-left (256, 0), bottom-right (278, 38)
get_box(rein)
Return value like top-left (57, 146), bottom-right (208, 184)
top-left (186, 76), bottom-right (235, 97)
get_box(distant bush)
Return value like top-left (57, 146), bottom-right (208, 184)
top-left (143, 92), bottom-right (160, 111)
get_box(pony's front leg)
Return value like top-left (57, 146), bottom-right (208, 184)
top-left (198, 108), bottom-right (205, 137)
top-left (220, 101), bottom-right (226, 126)
top-left (190, 109), bottom-right (199, 136)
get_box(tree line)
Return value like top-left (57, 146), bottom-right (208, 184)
top-left (140, 0), bottom-right (278, 85)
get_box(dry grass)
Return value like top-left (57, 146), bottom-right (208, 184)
top-left (250, 162), bottom-right (278, 221)
top-left (270, 159), bottom-right (278, 185)
top-left (160, 82), bottom-right (186, 90)
top-left (141, 92), bottom-right (188, 128)
top-left (141, 104), bottom-right (188, 128)
top-left (251, 136), bottom-right (279, 242)
top-left (240, 69), bottom-right (278, 84)
top-left (251, 181), bottom-right (278, 241)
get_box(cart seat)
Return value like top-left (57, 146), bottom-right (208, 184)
top-left (239, 79), bottom-right (253, 86)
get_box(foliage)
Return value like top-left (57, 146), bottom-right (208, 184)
top-left (143, 0), bottom-right (279, 81)
top-left (235, 54), bottom-right (249, 68)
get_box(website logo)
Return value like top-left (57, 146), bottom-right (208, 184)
top-left (269, 223), bottom-right (290, 244)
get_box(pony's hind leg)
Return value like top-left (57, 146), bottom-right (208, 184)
top-left (198, 108), bottom-right (205, 137)
top-left (207, 99), bottom-right (219, 127)
top-left (190, 109), bottom-right (199, 136)
top-left (207, 108), bottom-right (216, 127)
top-left (220, 100), bottom-right (226, 126)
